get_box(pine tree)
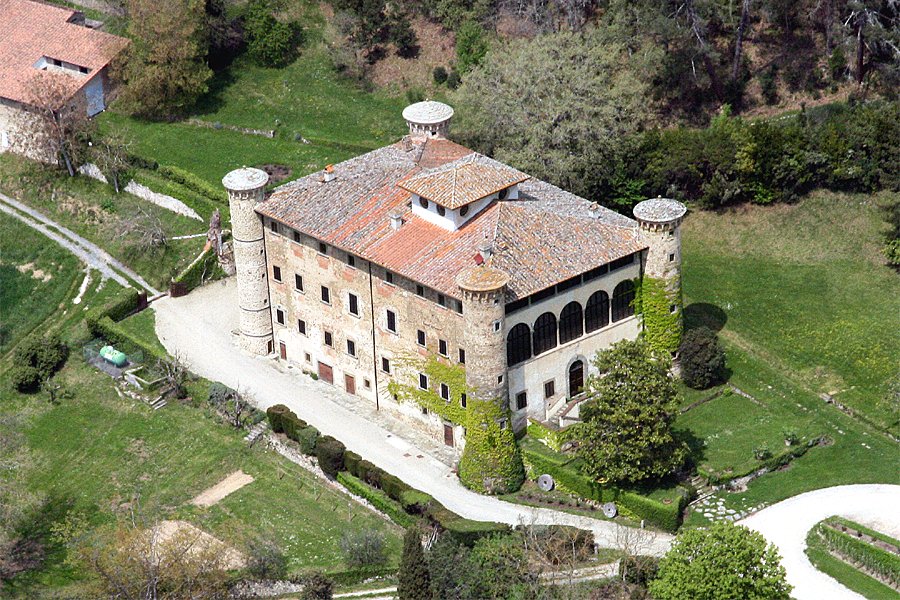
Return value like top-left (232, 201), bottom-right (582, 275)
top-left (397, 526), bottom-right (430, 600)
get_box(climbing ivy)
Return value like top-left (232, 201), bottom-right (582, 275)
top-left (387, 354), bottom-right (469, 425)
top-left (458, 398), bottom-right (525, 494)
top-left (388, 353), bottom-right (524, 494)
top-left (636, 276), bottom-right (683, 355)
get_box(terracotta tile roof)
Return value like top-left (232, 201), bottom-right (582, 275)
top-left (257, 136), bottom-right (646, 300)
top-left (0, 0), bottom-right (129, 107)
top-left (398, 154), bottom-right (529, 209)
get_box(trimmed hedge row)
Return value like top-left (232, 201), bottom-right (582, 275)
top-left (266, 404), bottom-right (320, 455)
top-left (131, 169), bottom-right (221, 220)
top-left (819, 523), bottom-right (900, 588)
top-left (337, 472), bottom-right (415, 528)
top-left (172, 247), bottom-right (225, 295)
top-left (158, 165), bottom-right (229, 205)
top-left (84, 289), bottom-right (164, 362)
top-left (522, 445), bottom-right (687, 532)
top-left (526, 420), bottom-right (566, 451)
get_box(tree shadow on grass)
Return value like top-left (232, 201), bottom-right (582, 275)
top-left (683, 302), bottom-right (727, 333)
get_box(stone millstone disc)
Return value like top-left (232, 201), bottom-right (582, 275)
top-left (602, 502), bottom-right (618, 518)
top-left (537, 474), bottom-right (555, 492)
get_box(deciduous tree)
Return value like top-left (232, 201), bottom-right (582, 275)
top-left (24, 76), bottom-right (94, 176)
top-left (649, 522), bottom-right (792, 600)
top-left (574, 339), bottom-right (686, 484)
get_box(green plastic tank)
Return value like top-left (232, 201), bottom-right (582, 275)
top-left (99, 345), bottom-right (127, 367)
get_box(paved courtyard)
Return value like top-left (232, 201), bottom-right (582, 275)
top-left (153, 277), bottom-right (672, 554)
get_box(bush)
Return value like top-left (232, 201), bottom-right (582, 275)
top-left (337, 472), bottom-right (415, 527)
top-left (282, 411), bottom-right (308, 441)
top-left (446, 70), bottom-right (461, 89)
top-left (679, 327), bottom-right (727, 389)
top-left (245, 0), bottom-right (302, 67)
top-left (297, 570), bottom-right (333, 600)
top-left (266, 404), bottom-right (292, 433)
top-left (760, 66), bottom-right (778, 105)
top-left (315, 435), bottom-right (345, 477)
top-left (343, 451), bottom-right (361, 475)
top-left (296, 426), bottom-right (320, 455)
top-left (619, 555), bottom-right (659, 586)
top-left (339, 529), bottom-right (387, 568)
top-left (357, 460), bottom-right (383, 488)
top-left (432, 66), bottom-right (448, 84)
top-left (245, 537), bottom-right (288, 580)
top-left (12, 334), bottom-right (69, 392)
top-left (455, 20), bottom-right (488, 74)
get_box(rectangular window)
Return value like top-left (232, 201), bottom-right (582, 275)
top-left (304, 352), bottom-right (311, 363)
top-left (385, 271), bottom-right (394, 285)
top-left (386, 310), bottom-right (397, 333)
top-left (320, 286), bottom-right (330, 304)
top-left (455, 300), bottom-right (463, 314)
top-left (669, 253), bottom-right (675, 262)
top-left (294, 273), bottom-right (303, 291)
top-left (346, 254), bottom-right (356, 267)
top-left (364, 378), bottom-right (371, 389)
top-left (273, 265), bottom-right (282, 282)
top-left (293, 231), bottom-right (302, 243)
top-left (416, 284), bottom-right (424, 297)
top-left (324, 331), bottom-right (333, 347)
top-left (275, 308), bottom-right (285, 325)
top-left (270, 221), bottom-right (278, 233)
top-left (516, 392), bottom-right (527, 410)
top-left (346, 339), bottom-right (357, 357)
top-left (381, 357), bottom-right (391, 373)
top-left (440, 383), bottom-right (450, 401)
top-left (438, 339), bottom-right (448, 356)
top-left (438, 294), bottom-right (446, 307)
top-left (348, 293), bottom-right (359, 316)
top-left (544, 380), bottom-right (556, 399)
top-left (298, 319), bottom-right (306, 335)
top-left (458, 348), bottom-right (466, 364)
top-left (416, 330), bottom-right (426, 346)
top-left (460, 393), bottom-right (467, 408)
top-left (318, 241), bottom-right (328, 254)
top-left (418, 373), bottom-right (429, 390)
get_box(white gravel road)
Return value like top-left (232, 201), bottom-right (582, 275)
top-left (153, 277), bottom-right (673, 555)
top-left (740, 484), bottom-right (900, 600)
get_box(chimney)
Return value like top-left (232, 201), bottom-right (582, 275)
top-left (323, 164), bottom-right (335, 183)
top-left (389, 208), bottom-right (404, 230)
top-left (477, 240), bottom-right (493, 261)
top-left (589, 204), bottom-right (602, 218)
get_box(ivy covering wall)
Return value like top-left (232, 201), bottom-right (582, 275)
top-left (389, 353), bottom-right (524, 494)
top-left (637, 276), bottom-right (683, 355)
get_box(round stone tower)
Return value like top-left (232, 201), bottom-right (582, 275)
top-left (402, 100), bottom-right (454, 139)
top-left (223, 167), bottom-right (273, 355)
top-left (457, 266), bottom-right (509, 405)
top-left (456, 266), bottom-right (525, 494)
top-left (633, 197), bottom-right (688, 355)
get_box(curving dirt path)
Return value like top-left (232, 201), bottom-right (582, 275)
top-left (739, 484), bottom-right (900, 600)
top-left (153, 278), bottom-right (673, 555)
top-left (0, 191), bottom-right (159, 295)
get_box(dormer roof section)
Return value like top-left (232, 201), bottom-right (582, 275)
top-left (398, 154), bottom-right (529, 209)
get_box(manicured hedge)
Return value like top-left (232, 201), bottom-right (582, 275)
top-left (295, 425), bottom-right (319, 455)
top-left (85, 289), bottom-right (164, 363)
top-left (522, 444), bottom-right (687, 532)
top-left (172, 247), bottom-right (225, 294)
top-left (337, 472), bottom-right (415, 528)
top-left (266, 404), bottom-right (292, 433)
top-left (158, 165), bottom-right (229, 205)
top-left (819, 523), bottom-right (900, 588)
top-left (85, 288), bottom-right (142, 334)
top-left (266, 404), bottom-right (320, 454)
top-left (315, 435), bottom-right (345, 477)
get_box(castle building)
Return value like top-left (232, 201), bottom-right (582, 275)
top-left (224, 101), bottom-right (686, 458)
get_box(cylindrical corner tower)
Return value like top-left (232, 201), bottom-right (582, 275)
top-left (633, 197), bottom-right (688, 355)
top-left (402, 101), bottom-right (454, 139)
top-left (456, 266), bottom-right (524, 495)
top-left (457, 266), bottom-right (509, 405)
top-left (223, 167), bottom-right (273, 355)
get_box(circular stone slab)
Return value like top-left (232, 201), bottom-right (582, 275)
top-left (222, 167), bottom-right (269, 191)
top-left (456, 266), bottom-right (510, 292)
top-left (402, 101), bottom-right (454, 125)
top-left (633, 197), bottom-right (687, 223)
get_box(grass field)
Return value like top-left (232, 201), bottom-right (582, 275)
top-left (100, 48), bottom-right (408, 187)
top-left (678, 190), bottom-right (900, 522)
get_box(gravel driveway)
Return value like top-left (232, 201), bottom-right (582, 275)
top-left (739, 484), bottom-right (900, 600)
top-left (153, 277), bottom-right (673, 555)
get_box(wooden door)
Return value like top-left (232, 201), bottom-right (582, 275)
top-left (318, 361), bottom-right (333, 384)
top-left (345, 374), bottom-right (356, 395)
top-left (568, 360), bottom-right (584, 397)
top-left (443, 423), bottom-right (454, 447)
top-left (279, 341), bottom-right (287, 360)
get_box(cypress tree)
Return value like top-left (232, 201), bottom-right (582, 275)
top-left (397, 526), bottom-right (430, 600)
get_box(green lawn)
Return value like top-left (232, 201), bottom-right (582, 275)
top-left (678, 190), bottom-right (900, 522)
top-left (0, 154), bottom-right (209, 291)
top-left (100, 47), bottom-right (408, 188)
top-left (805, 523), bottom-right (900, 600)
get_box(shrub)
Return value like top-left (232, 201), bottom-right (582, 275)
top-left (446, 70), bottom-right (461, 89)
top-left (337, 472), bottom-right (415, 527)
top-left (754, 445), bottom-right (772, 460)
top-left (619, 555), bottom-right (659, 586)
top-left (339, 529), bottom-right (387, 568)
top-left (297, 570), bottom-right (333, 600)
top-left (679, 327), bottom-right (727, 389)
top-left (12, 334), bottom-right (69, 392)
top-left (296, 426), bottom-right (319, 455)
top-left (357, 460), bottom-right (383, 488)
top-left (343, 451), bottom-right (362, 476)
top-left (760, 66), bottom-right (778, 105)
top-left (266, 404), bottom-right (292, 433)
top-left (245, 537), bottom-right (288, 580)
top-left (455, 20), bottom-right (488, 74)
top-left (432, 66), bottom-right (448, 84)
top-left (282, 411), bottom-right (308, 441)
top-left (208, 382), bottom-right (233, 406)
top-left (245, 0), bottom-right (302, 67)
top-left (315, 435), bottom-right (345, 477)
top-left (829, 46), bottom-right (847, 81)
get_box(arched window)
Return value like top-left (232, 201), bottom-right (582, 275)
top-left (585, 291), bottom-right (610, 332)
top-left (506, 323), bottom-right (532, 366)
top-left (559, 302), bottom-right (584, 344)
top-left (612, 280), bottom-right (636, 322)
top-left (532, 312), bottom-right (558, 355)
